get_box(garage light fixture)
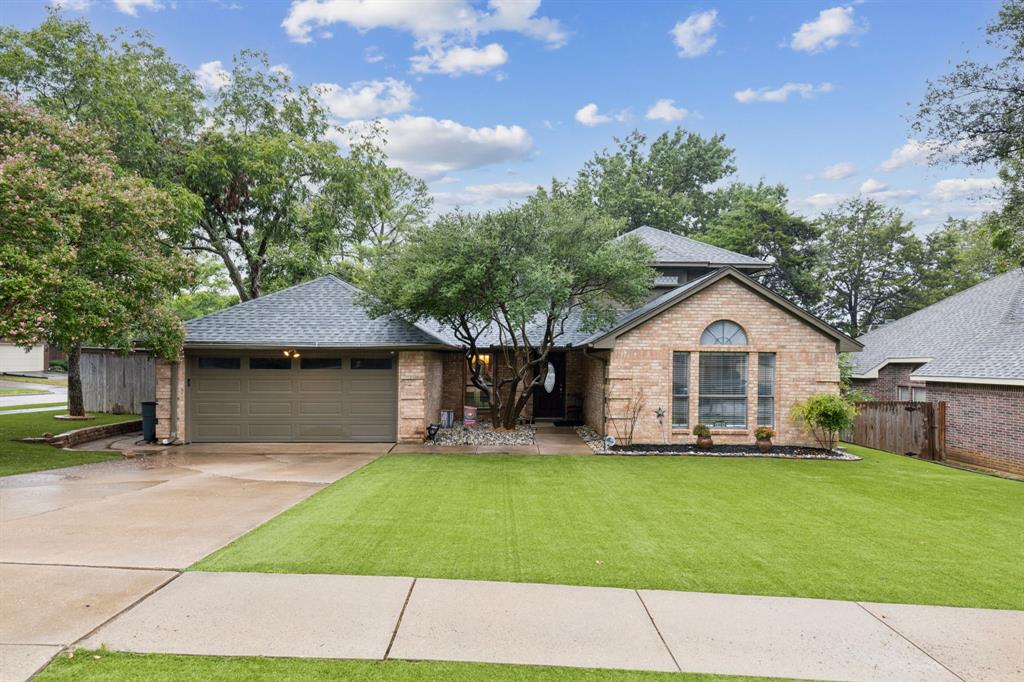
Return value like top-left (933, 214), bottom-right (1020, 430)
top-left (282, 349), bottom-right (301, 358)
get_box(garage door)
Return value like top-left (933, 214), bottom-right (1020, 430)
top-left (188, 353), bottom-right (397, 442)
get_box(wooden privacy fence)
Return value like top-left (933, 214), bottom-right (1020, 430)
top-left (81, 349), bottom-right (155, 414)
top-left (845, 401), bottom-right (946, 460)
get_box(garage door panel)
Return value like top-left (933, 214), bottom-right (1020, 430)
top-left (190, 353), bottom-right (396, 443)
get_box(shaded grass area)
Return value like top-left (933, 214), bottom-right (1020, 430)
top-left (196, 444), bottom-right (1024, 610)
top-left (0, 401), bottom-right (66, 412)
top-left (0, 387), bottom-right (48, 395)
top-left (0, 373), bottom-right (66, 386)
top-left (37, 651), bottom-right (782, 682)
top-left (0, 411), bottom-right (134, 476)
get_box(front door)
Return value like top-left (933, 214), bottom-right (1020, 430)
top-left (533, 351), bottom-right (566, 419)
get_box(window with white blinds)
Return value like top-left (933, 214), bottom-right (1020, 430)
top-left (672, 352), bottom-right (690, 428)
top-left (699, 353), bottom-right (748, 428)
top-left (758, 353), bottom-right (776, 426)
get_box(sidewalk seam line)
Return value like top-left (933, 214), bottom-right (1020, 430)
top-left (384, 577), bottom-right (416, 660)
top-left (66, 571), bottom-right (184, 650)
top-left (854, 601), bottom-right (966, 682)
top-left (635, 589), bottom-right (681, 672)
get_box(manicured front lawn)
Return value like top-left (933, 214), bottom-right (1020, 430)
top-left (0, 373), bottom-right (67, 386)
top-left (0, 410), bottom-right (135, 476)
top-left (0, 401), bottom-right (66, 412)
top-left (37, 651), bottom-right (778, 682)
top-left (196, 444), bottom-right (1024, 610)
top-left (0, 387), bottom-right (48, 395)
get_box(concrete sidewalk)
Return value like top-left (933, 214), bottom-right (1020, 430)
top-left (79, 572), bottom-right (1023, 682)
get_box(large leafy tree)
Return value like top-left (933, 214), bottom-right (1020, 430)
top-left (701, 182), bottom-right (823, 309)
top-left (914, 0), bottom-right (1024, 264)
top-left (0, 98), bottom-right (195, 415)
top-left (361, 194), bottom-right (655, 430)
top-left (816, 198), bottom-right (925, 337)
top-left (574, 128), bottom-right (736, 235)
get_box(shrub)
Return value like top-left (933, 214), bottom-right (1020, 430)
top-left (692, 424), bottom-right (711, 438)
top-left (48, 359), bottom-right (67, 372)
top-left (790, 393), bottom-right (857, 450)
top-left (754, 427), bottom-right (775, 441)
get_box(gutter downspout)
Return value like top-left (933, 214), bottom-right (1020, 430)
top-left (583, 345), bottom-right (609, 437)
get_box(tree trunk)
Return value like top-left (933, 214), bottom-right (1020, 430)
top-left (67, 342), bottom-right (85, 417)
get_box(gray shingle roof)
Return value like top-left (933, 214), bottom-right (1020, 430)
top-left (184, 275), bottom-right (447, 347)
top-left (851, 268), bottom-right (1024, 382)
top-left (620, 226), bottom-right (768, 268)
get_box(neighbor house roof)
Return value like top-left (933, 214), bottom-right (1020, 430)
top-left (620, 225), bottom-right (769, 270)
top-left (580, 267), bottom-right (862, 352)
top-left (850, 268), bottom-right (1024, 385)
top-left (184, 275), bottom-right (449, 348)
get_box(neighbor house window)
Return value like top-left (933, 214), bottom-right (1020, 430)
top-left (300, 357), bottom-right (342, 370)
top-left (897, 386), bottom-right (910, 401)
top-left (250, 357), bottom-right (291, 370)
top-left (757, 353), bottom-right (776, 427)
top-left (912, 387), bottom-right (927, 402)
top-left (197, 357), bottom-right (240, 370)
top-left (351, 358), bottom-right (392, 370)
top-left (701, 320), bottom-right (748, 345)
top-left (672, 352), bottom-right (690, 428)
top-left (699, 353), bottom-right (748, 428)
top-left (465, 354), bottom-right (491, 408)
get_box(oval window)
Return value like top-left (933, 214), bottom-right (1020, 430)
top-left (544, 362), bottom-right (556, 393)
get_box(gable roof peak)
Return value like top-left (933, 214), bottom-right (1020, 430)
top-left (619, 225), bottom-right (768, 269)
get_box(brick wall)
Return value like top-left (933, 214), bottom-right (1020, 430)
top-left (926, 382), bottom-right (1024, 476)
top-left (851, 363), bottom-right (925, 401)
top-left (154, 353), bottom-right (185, 442)
top-left (440, 351), bottom-right (465, 421)
top-left (606, 277), bottom-right (841, 447)
top-left (398, 350), bottom-right (443, 442)
top-left (581, 350), bottom-right (608, 433)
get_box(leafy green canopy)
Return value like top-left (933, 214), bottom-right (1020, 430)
top-left (361, 194), bottom-right (654, 429)
top-left (0, 98), bottom-right (196, 413)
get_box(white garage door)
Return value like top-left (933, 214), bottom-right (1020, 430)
top-left (188, 352), bottom-right (396, 442)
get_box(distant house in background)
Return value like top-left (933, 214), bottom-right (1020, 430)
top-left (0, 341), bottom-right (45, 373)
top-left (850, 269), bottom-right (1024, 476)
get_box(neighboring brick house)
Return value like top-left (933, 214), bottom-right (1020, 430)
top-left (154, 226), bottom-right (860, 448)
top-left (850, 269), bottom-right (1024, 475)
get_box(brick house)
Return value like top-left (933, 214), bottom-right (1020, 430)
top-left (849, 268), bottom-right (1024, 475)
top-left (155, 226), bottom-right (860, 447)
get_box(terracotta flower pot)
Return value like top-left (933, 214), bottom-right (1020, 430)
top-left (756, 438), bottom-right (772, 452)
top-left (696, 435), bottom-right (714, 449)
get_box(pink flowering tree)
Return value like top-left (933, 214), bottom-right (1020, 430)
top-left (0, 97), bottom-right (196, 416)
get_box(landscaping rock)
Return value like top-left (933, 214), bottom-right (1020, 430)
top-left (435, 422), bottom-right (535, 446)
top-left (575, 426), bottom-right (859, 460)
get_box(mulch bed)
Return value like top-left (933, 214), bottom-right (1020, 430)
top-left (609, 443), bottom-right (857, 459)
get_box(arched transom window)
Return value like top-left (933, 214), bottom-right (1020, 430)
top-left (701, 320), bottom-right (747, 345)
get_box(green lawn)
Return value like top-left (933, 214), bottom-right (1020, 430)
top-left (0, 387), bottom-right (48, 396)
top-left (0, 373), bottom-right (67, 386)
top-left (0, 401), bottom-right (66, 412)
top-left (37, 651), bottom-right (783, 682)
top-left (0, 410), bottom-right (136, 476)
top-left (196, 444), bottom-right (1024, 610)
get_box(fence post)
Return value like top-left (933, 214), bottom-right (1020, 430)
top-left (934, 401), bottom-right (946, 461)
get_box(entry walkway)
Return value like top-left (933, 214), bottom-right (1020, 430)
top-left (75, 572), bottom-right (1022, 682)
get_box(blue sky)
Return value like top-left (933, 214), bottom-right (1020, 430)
top-left (6, 0), bottom-right (1005, 231)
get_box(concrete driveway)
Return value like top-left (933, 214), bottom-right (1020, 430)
top-left (0, 445), bottom-right (389, 680)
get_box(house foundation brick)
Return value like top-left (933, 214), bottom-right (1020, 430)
top-left (398, 350), bottom-right (443, 443)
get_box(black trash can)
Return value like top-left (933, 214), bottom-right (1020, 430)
top-left (141, 401), bottom-right (158, 443)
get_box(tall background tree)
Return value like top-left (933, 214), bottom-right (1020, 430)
top-left (915, 0), bottom-right (1024, 265)
top-left (0, 99), bottom-right (195, 415)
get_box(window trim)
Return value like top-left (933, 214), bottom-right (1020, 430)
top-left (700, 320), bottom-right (748, 346)
top-left (897, 386), bottom-right (910, 401)
top-left (757, 353), bottom-right (776, 427)
top-left (671, 351), bottom-right (690, 429)
top-left (698, 352), bottom-right (749, 429)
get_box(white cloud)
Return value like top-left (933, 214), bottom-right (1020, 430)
top-left (671, 9), bottom-right (718, 58)
top-left (195, 60), bottom-right (231, 94)
top-left (410, 42), bottom-right (508, 76)
top-left (435, 181), bottom-right (538, 207)
top-left (734, 82), bottom-right (832, 104)
top-left (113, 0), bottom-right (162, 15)
top-left (929, 177), bottom-right (1002, 202)
top-left (819, 161), bottom-right (856, 180)
top-left (270, 63), bottom-right (294, 79)
top-left (50, 0), bottom-right (92, 10)
top-left (859, 178), bottom-right (887, 194)
top-left (645, 99), bottom-right (688, 122)
top-left (574, 103), bottom-right (628, 126)
top-left (336, 115), bottom-right (533, 180)
top-left (878, 139), bottom-right (981, 171)
top-left (803, 192), bottom-right (846, 208)
top-left (790, 6), bottom-right (864, 53)
top-left (364, 46), bottom-right (385, 63)
top-left (281, 0), bottom-right (569, 58)
top-left (316, 79), bottom-right (415, 119)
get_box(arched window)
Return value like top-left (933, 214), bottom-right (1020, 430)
top-left (701, 320), bottom-right (747, 345)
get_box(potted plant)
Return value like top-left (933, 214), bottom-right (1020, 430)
top-left (754, 427), bottom-right (775, 452)
top-left (693, 424), bottom-right (713, 449)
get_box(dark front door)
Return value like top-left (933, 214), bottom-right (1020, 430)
top-left (533, 351), bottom-right (566, 419)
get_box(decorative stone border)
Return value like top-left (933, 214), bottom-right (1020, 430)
top-left (434, 422), bottom-right (536, 447)
top-left (20, 419), bottom-right (142, 449)
top-left (575, 426), bottom-right (860, 461)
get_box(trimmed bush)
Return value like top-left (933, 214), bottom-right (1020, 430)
top-left (790, 394), bottom-right (857, 450)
